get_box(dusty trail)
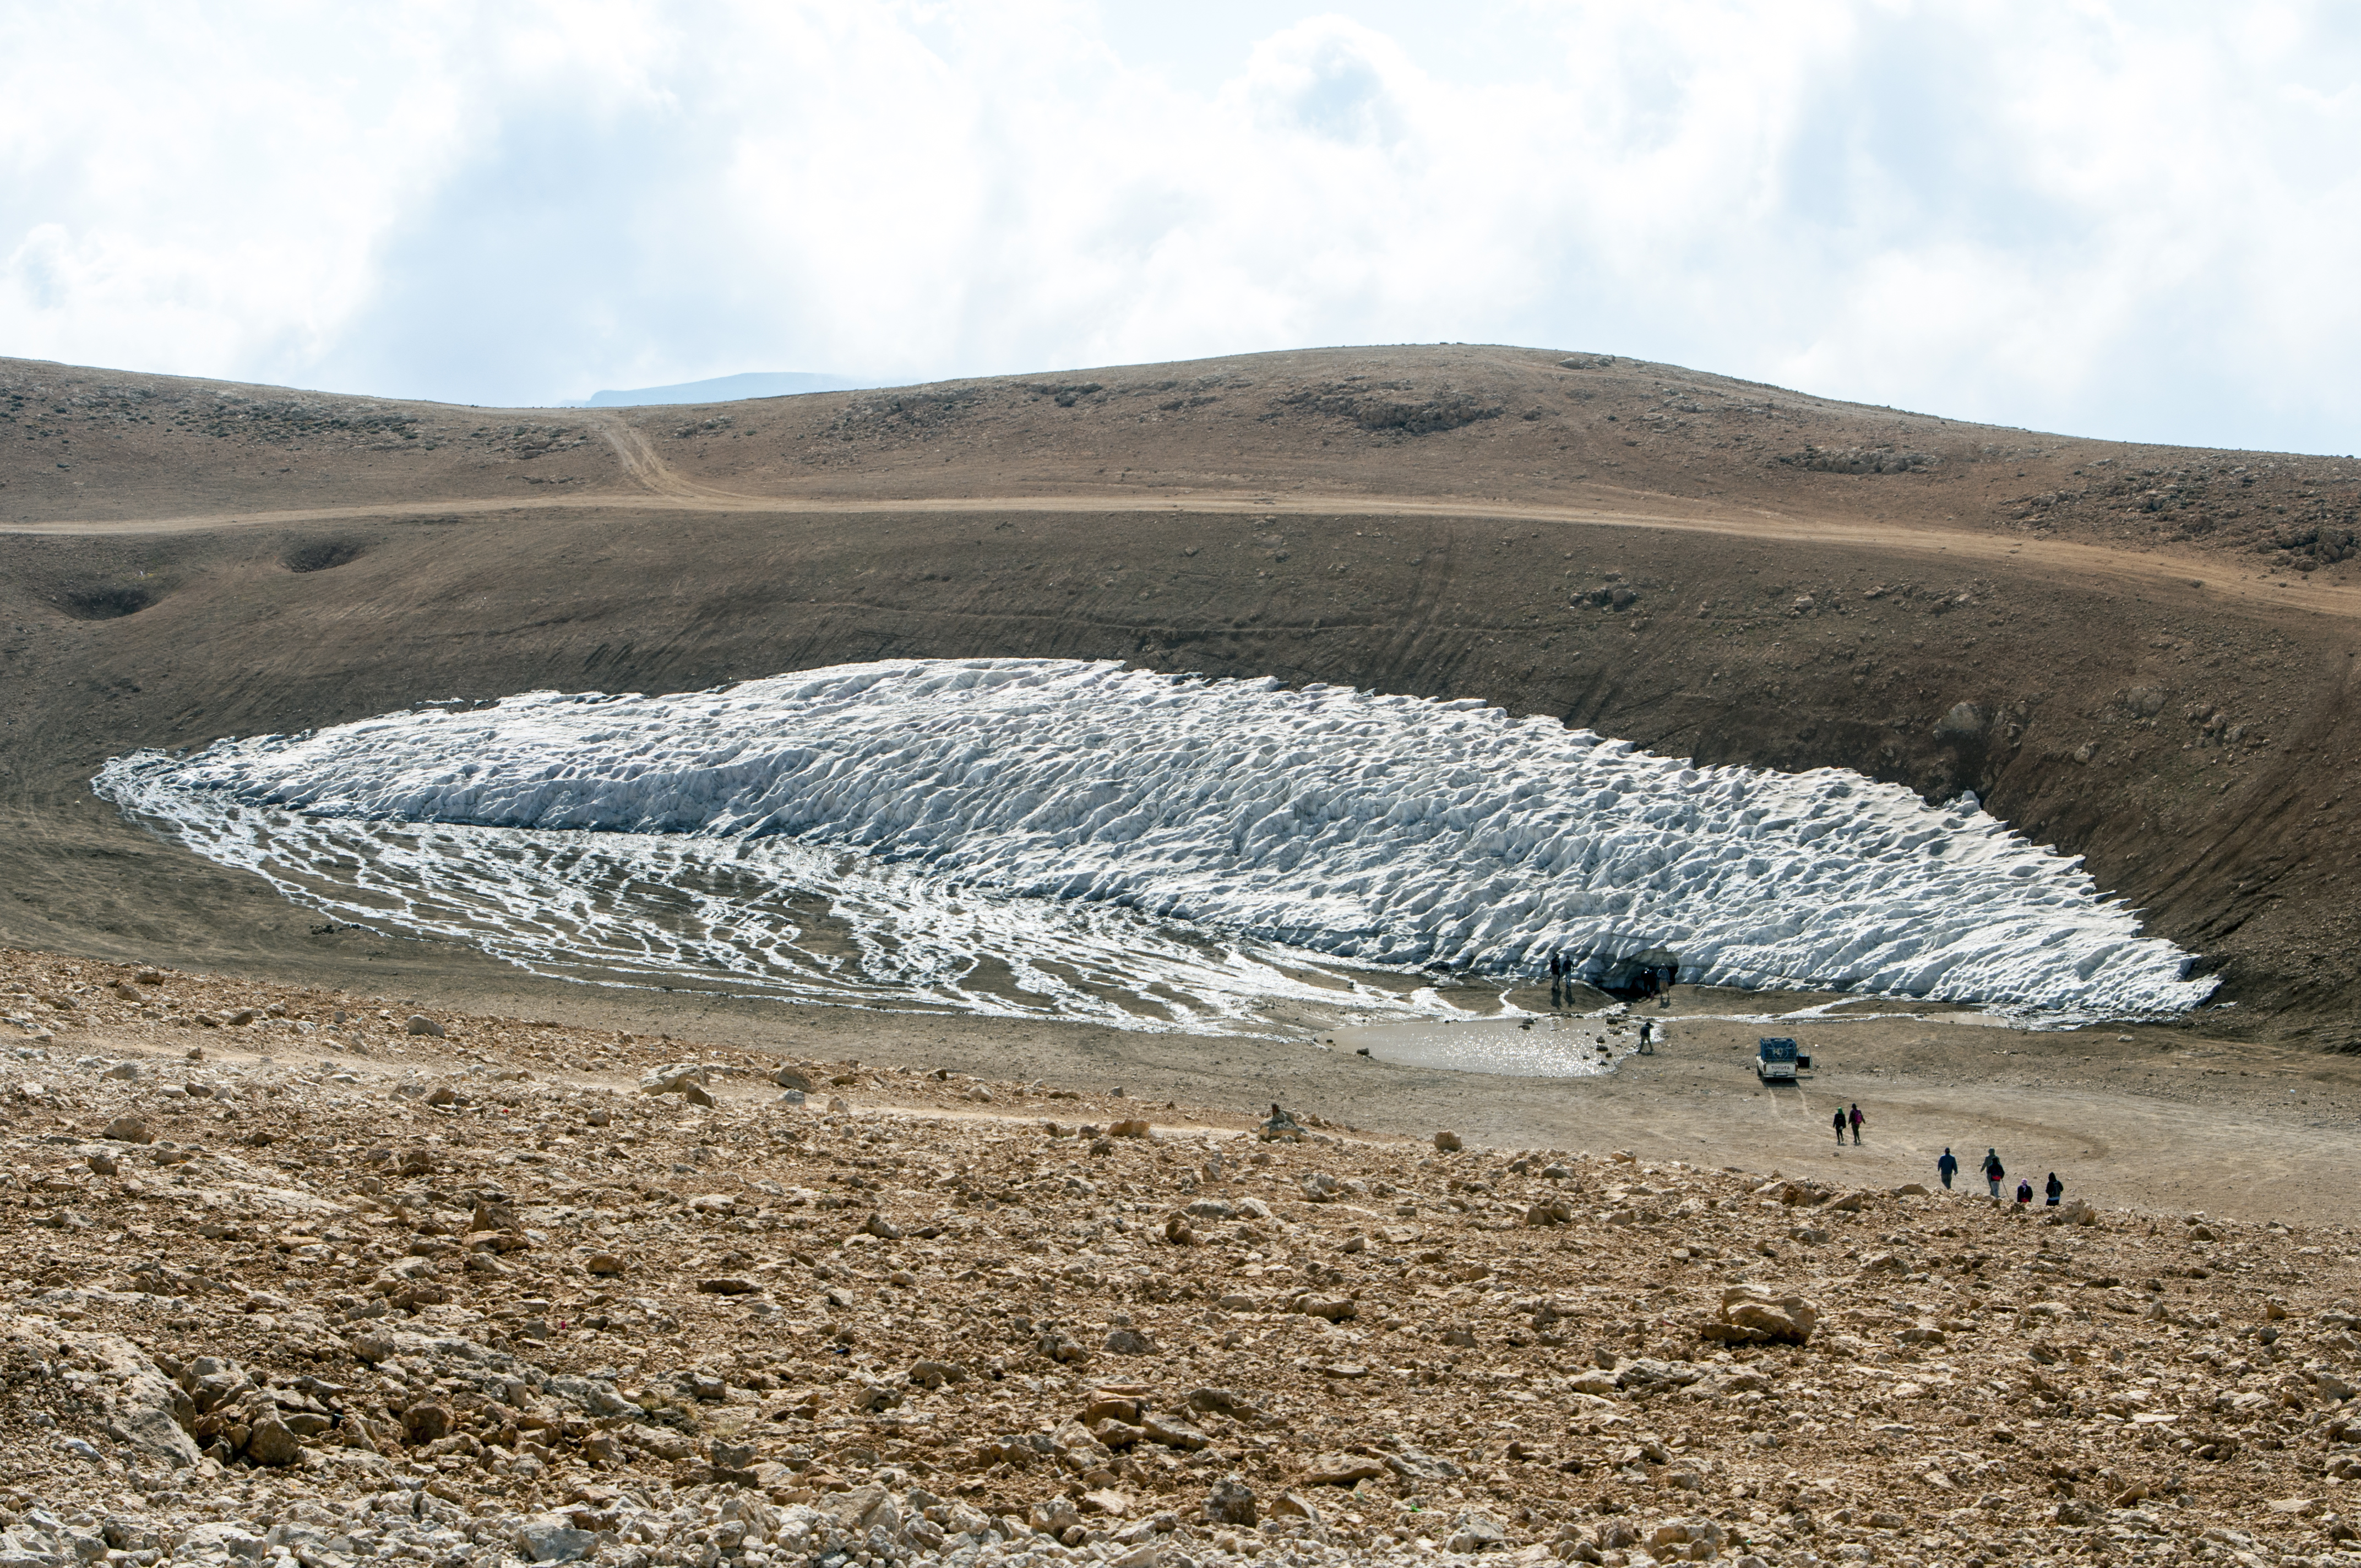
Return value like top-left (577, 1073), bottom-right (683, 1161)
top-left (6, 481), bottom-right (2354, 624)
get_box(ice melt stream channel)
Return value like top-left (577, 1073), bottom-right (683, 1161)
top-left (92, 657), bottom-right (2215, 1035)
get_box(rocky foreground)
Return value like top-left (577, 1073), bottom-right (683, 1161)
top-left (4, 948), bottom-right (2360, 1568)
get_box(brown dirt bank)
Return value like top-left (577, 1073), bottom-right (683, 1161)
top-left (2, 346), bottom-right (2358, 1043)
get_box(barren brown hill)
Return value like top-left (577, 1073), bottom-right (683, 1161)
top-left (2, 345), bottom-right (2359, 1041)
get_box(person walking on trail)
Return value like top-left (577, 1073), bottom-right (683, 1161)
top-left (1832, 1107), bottom-right (1847, 1146)
top-left (1847, 1103), bottom-right (1863, 1145)
top-left (2015, 1178), bottom-right (2034, 1207)
top-left (1982, 1148), bottom-right (2005, 1198)
top-left (1638, 1018), bottom-right (1657, 1054)
top-left (2044, 1173), bottom-right (2064, 1207)
top-left (1937, 1148), bottom-right (1959, 1190)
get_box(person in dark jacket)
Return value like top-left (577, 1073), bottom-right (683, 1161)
top-left (1847, 1103), bottom-right (1863, 1145)
top-left (2015, 1178), bottom-right (2034, 1207)
top-left (2044, 1173), bottom-right (2064, 1206)
top-left (1833, 1108), bottom-right (1847, 1146)
top-left (1982, 1148), bottom-right (2005, 1197)
top-left (1937, 1148), bottom-right (1959, 1190)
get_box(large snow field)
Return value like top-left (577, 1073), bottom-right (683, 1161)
top-left (94, 657), bottom-right (2216, 1026)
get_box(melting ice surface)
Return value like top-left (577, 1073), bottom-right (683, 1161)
top-left (93, 657), bottom-right (2215, 1032)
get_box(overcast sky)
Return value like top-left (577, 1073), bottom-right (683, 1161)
top-left (3, 2), bottom-right (2357, 453)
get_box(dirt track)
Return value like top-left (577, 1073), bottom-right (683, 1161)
top-left (13, 486), bottom-right (2359, 629)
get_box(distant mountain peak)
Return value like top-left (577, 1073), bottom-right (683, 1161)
top-left (573, 371), bottom-right (876, 407)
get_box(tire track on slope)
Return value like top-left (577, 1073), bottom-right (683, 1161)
top-left (588, 413), bottom-right (752, 503)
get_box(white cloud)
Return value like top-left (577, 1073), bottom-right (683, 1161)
top-left (0, 1), bottom-right (2355, 452)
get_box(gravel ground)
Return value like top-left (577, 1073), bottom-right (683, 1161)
top-left (4, 948), bottom-right (2361, 1568)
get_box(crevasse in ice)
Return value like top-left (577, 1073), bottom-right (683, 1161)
top-left (94, 657), bottom-right (2214, 1017)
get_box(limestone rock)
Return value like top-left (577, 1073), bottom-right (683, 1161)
top-left (242, 1415), bottom-right (300, 1466)
top-left (1302, 1452), bottom-right (1386, 1486)
top-left (1204, 1477), bottom-right (1258, 1526)
top-left (1447, 1511), bottom-right (1509, 1554)
top-left (1384, 1447), bottom-right (1464, 1483)
top-left (515, 1521), bottom-right (597, 1563)
top-left (1705, 1285), bottom-right (1820, 1344)
top-left (640, 1062), bottom-right (708, 1094)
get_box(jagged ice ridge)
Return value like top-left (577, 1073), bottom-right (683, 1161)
top-left (95, 658), bottom-right (2216, 1017)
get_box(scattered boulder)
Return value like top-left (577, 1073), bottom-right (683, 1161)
top-left (402, 1015), bottom-right (444, 1037)
top-left (401, 1401), bottom-right (453, 1445)
top-left (1384, 1447), bottom-right (1464, 1483)
top-left (1293, 1293), bottom-right (1358, 1323)
top-left (1302, 1452), bottom-right (1385, 1486)
top-left (515, 1521), bottom-right (596, 1564)
top-left (1704, 1285), bottom-right (1820, 1345)
top-left (242, 1415), bottom-right (300, 1467)
top-left (1447, 1511), bottom-right (1510, 1554)
top-left (640, 1063), bottom-right (708, 1095)
top-left (1434, 1130), bottom-right (1464, 1152)
top-left (1204, 1477), bottom-right (1258, 1526)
